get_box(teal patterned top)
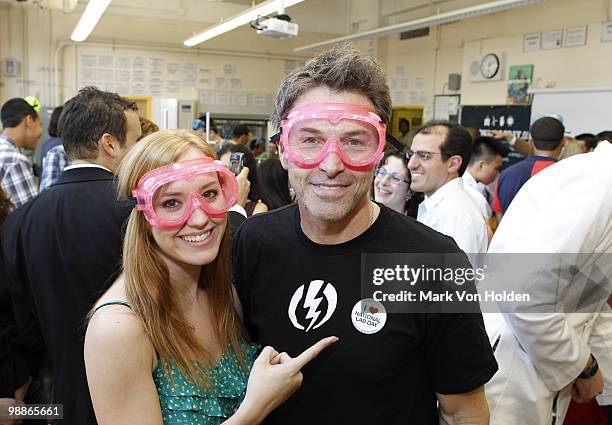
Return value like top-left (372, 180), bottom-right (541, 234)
top-left (152, 341), bottom-right (257, 425)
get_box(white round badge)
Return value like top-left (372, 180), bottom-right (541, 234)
top-left (351, 298), bottom-right (387, 334)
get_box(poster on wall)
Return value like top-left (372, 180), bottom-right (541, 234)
top-left (523, 33), bottom-right (541, 52)
top-left (565, 26), bottom-right (587, 47)
top-left (506, 65), bottom-right (534, 105)
top-left (542, 30), bottom-right (563, 49)
top-left (434, 95), bottom-right (460, 122)
top-left (601, 22), bottom-right (612, 42)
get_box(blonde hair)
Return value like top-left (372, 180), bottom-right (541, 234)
top-left (116, 129), bottom-right (244, 389)
top-left (560, 137), bottom-right (587, 160)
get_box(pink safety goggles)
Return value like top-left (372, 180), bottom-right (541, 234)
top-left (279, 103), bottom-right (387, 170)
top-left (132, 158), bottom-right (237, 230)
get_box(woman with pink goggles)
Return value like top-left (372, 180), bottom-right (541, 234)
top-left (279, 102), bottom-right (387, 170)
top-left (85, 130), bottom-right (336, 425)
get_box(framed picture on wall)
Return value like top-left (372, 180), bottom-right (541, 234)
top-left (433, 95), bottom-right (461, 123)
top-left (507, 65), bottom-right (534, 105)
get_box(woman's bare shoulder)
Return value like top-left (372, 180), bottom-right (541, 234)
top-left (86, 277), bottom-right (155, 368)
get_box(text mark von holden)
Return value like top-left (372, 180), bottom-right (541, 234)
top-left (373, 289), bottom-right (531, 303)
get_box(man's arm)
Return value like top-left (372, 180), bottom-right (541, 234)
top-left (490, 130), bottom-right (532, 156)
top-left (572, 355), bottom-right (604, 404)
top-left (437, 386), bottom-right (489, 425)
top-left (0, 232), bottom-right (46, 377)
top-left (581, 306), bottom-right (612, 404)
top-left (2, 159), bottom-right (38, 207)
top-left (1, 210), bottom-right (48, 373)
top-left (425, 310), bottom-right (497, 425)
top-left (40, 147), bottom-right (69, 191)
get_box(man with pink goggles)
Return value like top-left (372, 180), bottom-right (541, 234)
top-left (279, 102), bottom-right (387, 170)
top-left (132, 157), bottom-right (237, 229)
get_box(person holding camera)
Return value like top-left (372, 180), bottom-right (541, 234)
top-left (218, 143), bottom-right (269, 216)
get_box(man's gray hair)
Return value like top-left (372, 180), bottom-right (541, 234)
top-left (271, 43), bottom-right (392, 129)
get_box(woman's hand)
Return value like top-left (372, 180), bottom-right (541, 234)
top-left (236, 167), bottom-right (251, 207)
top-left (235, 336), bottom-right (338, 424)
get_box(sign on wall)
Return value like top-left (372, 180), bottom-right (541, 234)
top-left (542, 30), bottom-right (563, 49)
top-left (565, 26), bottom-right (587, 47)
top-left (461, 105), bottom-right (531, 137)
top-left (461, 105), bottom-right (532, 168)
top-left (523, 33), bottom-right (541, 52)
top-left (601, 22), bottom-right (612, 43)
top-left (434, 95), bottom-right (460, 122)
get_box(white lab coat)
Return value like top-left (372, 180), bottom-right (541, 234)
top-left (483, 143), bottom-right (612, 425)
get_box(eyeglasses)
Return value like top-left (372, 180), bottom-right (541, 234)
top-left (405, 150), bottom-right (443, 161)
top-left (374, 168), bottom-right (408, 185)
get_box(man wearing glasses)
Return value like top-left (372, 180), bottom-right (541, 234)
top-left (408, 121), bottom-right (489, 254)
top-left (233, 45), bottom-right (497, 424)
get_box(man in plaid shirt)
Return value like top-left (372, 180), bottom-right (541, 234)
top-left (40, 144), bottom-right (70, 191)
top-left (0, 98), bottom-right (41, 208)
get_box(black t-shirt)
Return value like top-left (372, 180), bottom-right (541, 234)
top-left (233, 204), bottom-right (498, 424)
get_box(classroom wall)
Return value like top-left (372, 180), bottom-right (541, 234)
top-left (383, 0), bottom-right (612, 112)
top-left (2, 0), bottom-right (612, 117)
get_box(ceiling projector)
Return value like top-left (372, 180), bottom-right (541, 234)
top-left (252, 15), bottom-right (299, 39)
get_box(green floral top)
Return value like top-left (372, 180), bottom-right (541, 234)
top-left (152, 342), bottom-right (257, 425)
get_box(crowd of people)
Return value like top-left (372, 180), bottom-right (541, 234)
top-left (0, 43), bottom-right (610, 425)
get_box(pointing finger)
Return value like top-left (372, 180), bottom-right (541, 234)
top-left (292, 336), bottom-right (338, 370)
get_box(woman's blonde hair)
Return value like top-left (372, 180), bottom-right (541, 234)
top-left (116, 129), bottom-right (244, 389)
top-left (560, 137), bottom-right (587, 160)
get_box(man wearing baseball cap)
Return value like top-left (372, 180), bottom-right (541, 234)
top-left (0, 97), bottom-right (41, 207)
top-left (492, 116), bottom-right (566, 218)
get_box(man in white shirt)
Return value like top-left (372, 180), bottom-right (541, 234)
top-left (409, 120), bottom-right (488, 253)
top-left (463, 136), bottom-right (509, 218)
top-left (484, 141), bottom-right (612, 424)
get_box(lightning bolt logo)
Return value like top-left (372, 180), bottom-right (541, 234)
top-left (303, 283), bottom-right (325, 332)
top-left (288, 280), bottom-right (338, 332)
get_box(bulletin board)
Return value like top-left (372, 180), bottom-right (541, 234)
top-left (75, 45), bottom-right (279, 117)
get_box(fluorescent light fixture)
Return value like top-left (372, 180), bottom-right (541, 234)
top-left (70, 0), bottom-right (112, 42)
top-left (295, 0), bottom-right (544, 53)
top-left (184, 0), bottom-right (304, 47)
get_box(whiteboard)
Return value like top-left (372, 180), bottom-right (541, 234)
top-left (530, 87), bottom-right (612, 136)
